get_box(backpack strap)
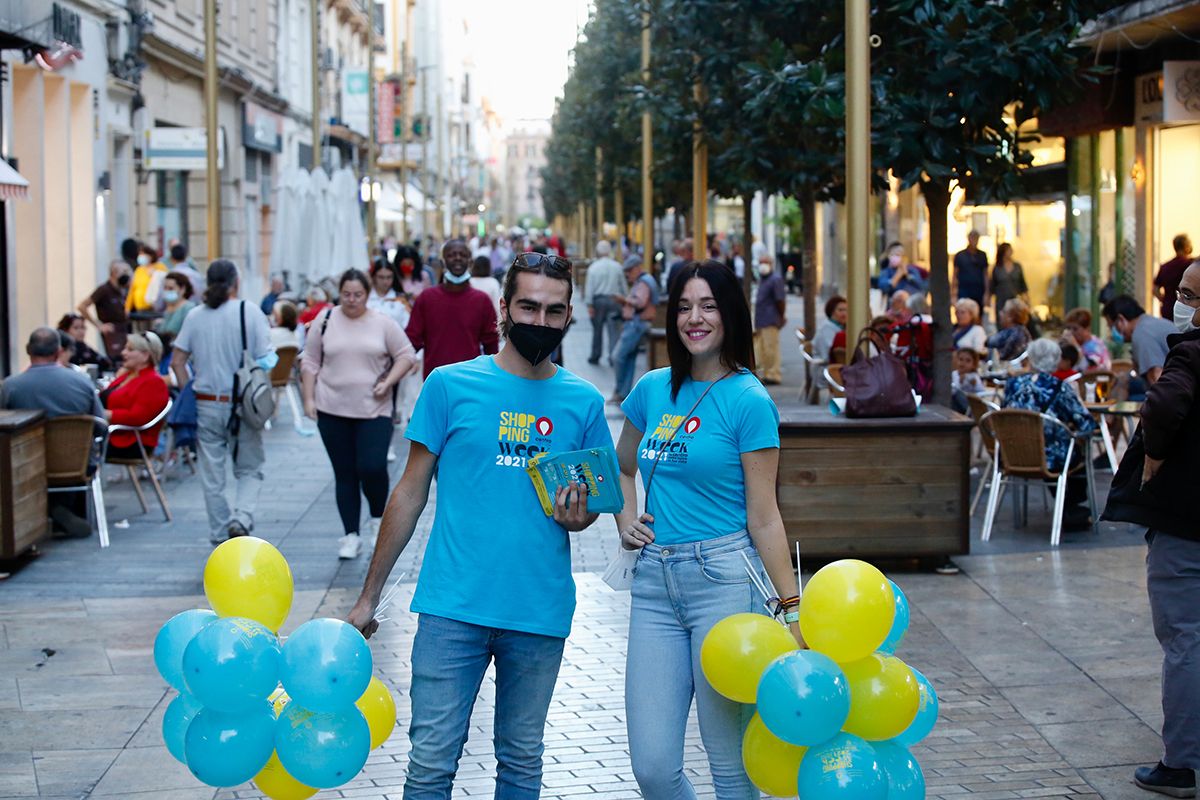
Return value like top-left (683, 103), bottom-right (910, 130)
top-left (318, 308), bottom-right (333, 368)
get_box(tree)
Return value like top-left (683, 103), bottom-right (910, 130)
top-left (872, 0), bottom-right (1112, 405)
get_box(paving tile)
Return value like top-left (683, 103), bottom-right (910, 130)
top-left (999, 679), bottom-right (1133, 725)
top-left (0, 644), bottom-right (113, 679)
top-left (89, 745), bottom-right (198, 795)
top-left (0, 752), bottom-right (37, 797)
top-left (15, 674), bottom-right (164, 712)
top-left (29, 748), bottom-right (120, 796)
top-left (1077, 765), bottom-right (1151, 800)
top-left (1036, 719), bottom-right (1163, 770)
top-left (0, 709), bottom-right (149, 753)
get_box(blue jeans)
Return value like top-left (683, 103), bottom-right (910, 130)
top-left (405, 614), bottom-right (566, 800)
top-left (614, 317), bottom-right (649, 399)
top-left (626, 530), bottom-right (768, 800)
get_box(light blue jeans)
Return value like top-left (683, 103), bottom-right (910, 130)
top-left (613, 317), bottom-right (649, 399)
top-left (626, 530), bottom-right (767, 800)
top-left (404, 614), bottom-right (566, 800)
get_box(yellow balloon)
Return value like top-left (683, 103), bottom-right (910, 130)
top-left (700, 613), bottom-right (798, 703)
top-left (742, 712), bottom-right (807, 797)
top-left (798, 559), bottom-right (894, 663)
top-left (356, 676), bottom-right (397, 750)
top-left (203, 536), bottom-right (293, 632)
top-left (254, 751), bottom-right (317, 800)
top-left (841, 653), bottom-right (920, 741)
top-left (269, 686), bottom-right (291, 717)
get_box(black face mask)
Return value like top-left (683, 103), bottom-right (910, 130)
top-left (117, 274), bottom-right (131, 287)
top-left (506, 315), bottom-right (567, 366)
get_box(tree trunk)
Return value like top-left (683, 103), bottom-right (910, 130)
top-left (922, 180), bottom-right (953, 408)
top-left (800, 187), bottom-right (818, 339)
top-left (742, 193), bottom-right (754, 303)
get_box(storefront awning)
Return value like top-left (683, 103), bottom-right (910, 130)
top-left (0, 160), bottom-right (30, 201)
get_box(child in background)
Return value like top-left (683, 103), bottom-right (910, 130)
top-left (1053, 343), bottom-right (1081, 381)
top-left (951, 347), bottom-right (985, 413)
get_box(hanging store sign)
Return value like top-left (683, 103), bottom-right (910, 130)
top-left (243, 103), bottom-right (282, 153)
top-left (341, 69), bottom-right (370, 137)
top-left (1136, 62), bottom-right (1200, 125)
top-left (144, 127), bottom-right (225, 171)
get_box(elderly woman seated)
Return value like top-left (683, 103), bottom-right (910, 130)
top-left (1002, 338), bottom-right (1097, 530)
top-left (987, 298), bottom-right (1033, 363)
top-left (102, 332), bottom-right (170, 460)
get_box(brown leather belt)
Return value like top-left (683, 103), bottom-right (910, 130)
top-left (195, 393), bottom-right (234, 403)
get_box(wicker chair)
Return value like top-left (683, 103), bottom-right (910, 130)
top-left (269, 345), bottom-right (304, 428)
top-left (978, 409), bottom-right (1096, 546)
top-left (103, 399), bottom-right (173, 521)
top-left (794, 330), bottom-right (826, 405)
top-left (44, 415), bottom-right (110, 547)
top-left (965, 395), bottom-right (1000, 516)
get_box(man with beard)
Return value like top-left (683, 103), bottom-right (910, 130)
top-left (405, 238), bottom-right (499, 378)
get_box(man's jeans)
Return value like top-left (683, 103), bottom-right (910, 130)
top-left (613, 317), bottom-right (649, 399)
top-left (405, 614), bottom-right (566, 800)
top-left (589, 296), bottom-right (622, 363)
top-left (626, 530), bottom-right (766, 800)
top-left (196, 400), bottom-right (264, 537)
top-left (1147, 530), bottom-right (1200, 768)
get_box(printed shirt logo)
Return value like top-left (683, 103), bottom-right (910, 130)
top-left (684, 416), bottom-right (701, 435)
top-left (495, 410), bottom-right (553, 469)
top-left (641, 411), bottom-right (705, 466)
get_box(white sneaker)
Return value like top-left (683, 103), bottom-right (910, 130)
top-left (387, 446), bottom-right (397, 463)
top-left (338, 534), bottom-right (362, 559)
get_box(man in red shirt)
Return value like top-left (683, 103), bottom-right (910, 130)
top-left (406, 238), bottom-right (500, 377)
top-left (1154, 233), bottom-right (1193, 317)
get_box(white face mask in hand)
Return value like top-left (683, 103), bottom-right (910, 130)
top-left (1173, 300), bottom-right (1198, 333)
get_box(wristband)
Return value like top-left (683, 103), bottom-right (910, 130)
top-left (783, 611), bottom-right (800, 624)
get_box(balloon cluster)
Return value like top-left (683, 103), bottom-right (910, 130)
top-left (153, 537), bottom-right (397, 800)
top-left (701, 559), bottom-right (939, 799)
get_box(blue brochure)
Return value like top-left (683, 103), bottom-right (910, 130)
top-left (526, 446), bottom-right (623, 516)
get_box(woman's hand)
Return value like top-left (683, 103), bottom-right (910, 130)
top-left (788, 620), bottom-right (807, 648)
top-left (1142, 454), bottom-right (1164, 487)
top-left (372, 378), bottom-right (392, 398)
top-left (303, 398), bottom-right (318, 420)
top-left (619, 513), bottom-right (655, 550)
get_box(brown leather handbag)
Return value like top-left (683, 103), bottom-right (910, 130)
top-left (842, 331), bottom-right (917, 418)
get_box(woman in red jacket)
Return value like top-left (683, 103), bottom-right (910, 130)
top-left (103, 332), bottom-right (170, 459)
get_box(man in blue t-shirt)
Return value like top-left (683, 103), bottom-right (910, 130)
top-left (348, 252), bottom-right (614, 798)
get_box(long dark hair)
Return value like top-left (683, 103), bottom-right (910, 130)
top-left (203, 259), bottom-right (239, 308)
top-left (665, 259), bottom-right (754, 399)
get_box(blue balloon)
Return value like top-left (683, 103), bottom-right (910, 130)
top-left (183, 704), bottom-right (275, 787)
top-left (756, 650), bottom-right (851, 746)
top-left (275, 703), bottom-right (371, 789)
top-left (161, 692), bottom-right (203, 765)
top-left (894, 666), bottom-right (938, 746)
top-left (279, 618), bottom-right (373, 712)
top-left (181, 617), bottom-right (280, 712)
top-left (874, 741), bottom-right (926, 800)
top-left (154, 609), bottom-right (218, 692)
top-left (798, 733), bottom-right (887, 800)
top-left (879, 581), bottom-right (910, 654)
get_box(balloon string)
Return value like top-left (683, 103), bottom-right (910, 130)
top-left (795, 541), bottom-right (803, 599)
top-left (374, 571), bottom-right (407, 615)
top-left (740, 551), bottom-right (773, 602)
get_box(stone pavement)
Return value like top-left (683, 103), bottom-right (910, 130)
top-left (0, 293), bottom-right (1167, 799)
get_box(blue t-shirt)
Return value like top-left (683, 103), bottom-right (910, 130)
top-left (406, 355), bottom-right (612, 638)
top-left (621, 368), bottom-right (780, 545)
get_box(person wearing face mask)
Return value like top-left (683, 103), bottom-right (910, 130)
top-left (394, 244), bottom-right (432, 297)
top-left (1102, 295), bottom-right (1177, 387)
top-left (346, 251), bottom-right (614, 798)
top-left (78, 259), bottom-right (133, 362)
top-left (154, 272), bottom-right (197, 344)
top-left (302, 269), bottom-right (417, 560)
top-left (404, 238), bottom-right (500, 378)
top-left (1102, 260), bottom-right (1200, 798)
top-left (878, 241), bottom-right (928, 298)
top-left (126, 244), bottom-right (168, 315)
top-left (752, 254), bottom-right (787, 385)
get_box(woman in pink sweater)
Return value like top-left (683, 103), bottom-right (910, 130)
top-left (301, 269), bottom-right (417, 559)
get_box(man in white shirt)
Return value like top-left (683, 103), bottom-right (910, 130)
top-left (584, 240), bottom-right (627, 366)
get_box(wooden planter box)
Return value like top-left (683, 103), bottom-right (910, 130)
top-left (0, 409), bottom-right (48, 559)
top-left (775, 403), bottom-right (972, 559)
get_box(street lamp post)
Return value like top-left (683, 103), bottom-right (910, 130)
top-left (846, 0), bottom-right (871, 344)
top-left (204, 0), bottom-right (220, 259)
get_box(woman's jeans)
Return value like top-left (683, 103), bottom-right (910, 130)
top-left (404, 614), bottom-right (566, 800)
top-left (626, 530), bottom-right (768, 800)
top-left (316, 412), bottom-right (392, 534)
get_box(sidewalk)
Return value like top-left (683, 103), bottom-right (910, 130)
top-left (0, 294), bottom-right (1162, 799)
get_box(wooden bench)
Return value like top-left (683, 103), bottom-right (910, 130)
top-left (0, 409), bottom-right (48, 559)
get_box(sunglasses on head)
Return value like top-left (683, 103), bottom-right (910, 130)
top-left (512, 252), bottom-right (571, 273)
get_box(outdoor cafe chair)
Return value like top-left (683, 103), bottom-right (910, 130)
top-left (794, 330), bottom-right (826, 404)
top-left (102, 398), bottom-right (173, 522)
top-left (978, 409), bottom-right (1098, 547)
top-left (965, 394), bottom-right (1000, 516)
top-left (44, 415), bottom-right (111, 548)
top-left (268, 345), bottom-right (304, 428)
top-left (823, 364), bottom-right (845, 398)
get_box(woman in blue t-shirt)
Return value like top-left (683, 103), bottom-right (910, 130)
top-left (616, 259), bottom-right (802, 799)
